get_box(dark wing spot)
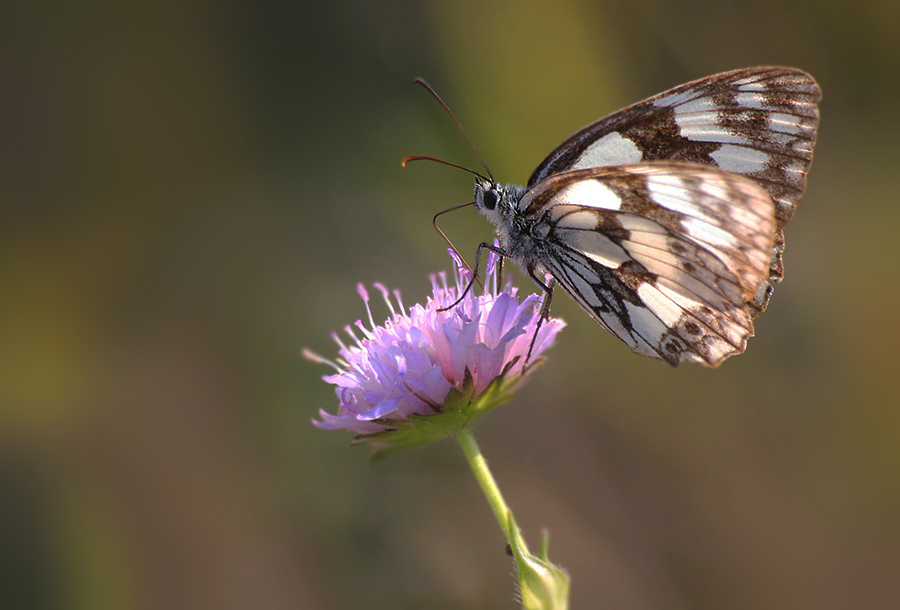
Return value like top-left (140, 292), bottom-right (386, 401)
top-left (620, 260), bottom-right (652, 278)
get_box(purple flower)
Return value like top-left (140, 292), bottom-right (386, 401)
top-left (306, 251), bottom-right (564, 452)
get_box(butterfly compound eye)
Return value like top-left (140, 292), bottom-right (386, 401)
top-left (482, 188), bottom-right (499, 210)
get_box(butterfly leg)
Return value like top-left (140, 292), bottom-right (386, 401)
top-left (524, 269), bottom-right (556, 368)
top-left (438, 241), bottom-right (509, 312)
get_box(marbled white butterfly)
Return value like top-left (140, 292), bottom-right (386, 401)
top-left (422, 68), bottom-right (820, 366)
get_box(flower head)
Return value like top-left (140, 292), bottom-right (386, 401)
top-left (307, 250), bottom-right (564, 455)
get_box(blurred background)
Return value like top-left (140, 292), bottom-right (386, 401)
top-left (2, 1), bottom-right (899, 608)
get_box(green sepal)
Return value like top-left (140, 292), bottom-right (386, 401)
top-left (356, 356), bottom-right (544, 461)
top-left (506, 514), bottom-right (570, 610)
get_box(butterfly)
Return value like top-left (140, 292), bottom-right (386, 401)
top-left (417, 68), bottom-right (821, 366)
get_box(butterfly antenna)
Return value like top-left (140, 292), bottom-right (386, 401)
top-left (413, 77), bottom-right (495, 182)
top-left (401, 155), bottom-right (488, 182)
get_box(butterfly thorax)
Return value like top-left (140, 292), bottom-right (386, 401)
top-left (474, 180), bottom-right (531, 261)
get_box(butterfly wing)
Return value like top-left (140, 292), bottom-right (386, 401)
top-left (528, 67), bottom-right (820, 316)
top-left (518, 163), bottom-right (777, 366)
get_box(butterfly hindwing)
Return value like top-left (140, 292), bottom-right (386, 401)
top-left (517, 163), bottom-right (777, 366)
top-left (526, 67), bottom-right (820, 316)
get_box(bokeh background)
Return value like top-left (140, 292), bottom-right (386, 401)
top-left (2, 1), bottom-right (899, 608)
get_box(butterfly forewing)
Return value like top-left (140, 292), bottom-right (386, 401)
top-left (517, 164), bottom-right (776, 365)
top-left (526, 67), bottom-right (820, 316)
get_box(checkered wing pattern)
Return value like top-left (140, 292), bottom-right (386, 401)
top-left (469, 67), bottom-right (820, 365)
top-left (528, 67), bottom-right (820, 316)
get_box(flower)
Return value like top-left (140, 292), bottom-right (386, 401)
top-left (306, 250), bottom-right (564, 455)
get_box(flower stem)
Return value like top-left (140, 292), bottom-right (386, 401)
top-left (455, 426), bottom-right (523, 551)
top-left (456, 425), bottom-right (570, 610)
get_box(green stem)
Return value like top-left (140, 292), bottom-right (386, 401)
top-left (455, 426), bottom-right (525, 551)
top-left (456, 425), bottom-right (570, 610)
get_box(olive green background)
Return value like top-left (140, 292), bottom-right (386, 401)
top-left (2, 1), bottom-right (899, 609)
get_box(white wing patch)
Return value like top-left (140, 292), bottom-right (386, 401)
top-left (709, 145), bottom-right (771, 174)
top-left (652, 89), bottom-right (698, 108)
top-left (551, 208), bottom-right (600, 229)
top-left (734, 92), bottom-right (766, 108)
top-left (646, 174), bottom-right (718, 222)
top-left (671, 96), bottom-right (719, 115)
top-left (681, 216), bottom-right (738, 249)
top-left (572, 132), bottom-right (644, 168)
top-left (625, 300), bottom-right (669, 345)
top-left (554, 228), bottom-right (630, 269)
top-left (637, 283), bottom-right (682, 325)
top-left (734, 78), bottom-right (767, 92)
top-left (555, 179), bottom-right (623, 210)
top-left (617, 214), bottom-right (667, 235)
top-left (767, 112), bottom-right (804, 135)
top-left (566, 268), bottom-right (605, 308)
top-left (678, 127), bottom-right (755, 146)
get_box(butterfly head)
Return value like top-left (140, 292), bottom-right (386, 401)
top-left (474, 179), bottom-right (500, 210)
top-left (474, 179), bottom-right (524, 221)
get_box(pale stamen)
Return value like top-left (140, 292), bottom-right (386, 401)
top-left (302, 348), bottom-right (344, 374)
top-left (373, 283), bottom-right (396, 318)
